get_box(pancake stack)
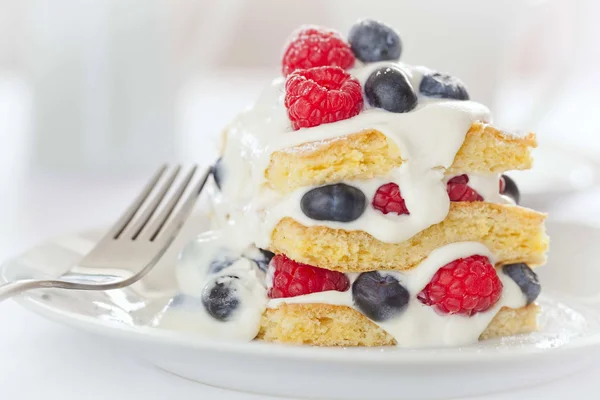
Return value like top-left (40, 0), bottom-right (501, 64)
top-left (258, 123), bottom-right (545, 346)
top-left (210, 20), bottom-right (549, 347)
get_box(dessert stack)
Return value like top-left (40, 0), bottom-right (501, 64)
top-left (173, 19), bottom-right (549, 347)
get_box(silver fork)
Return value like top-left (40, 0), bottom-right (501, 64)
top-left (0, 165), bottom-right (210, 302)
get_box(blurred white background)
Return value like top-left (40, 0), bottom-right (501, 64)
top-left (1, 1), bottom-right (600, 398)
top-left (1, 0), bottom-right (598, 174)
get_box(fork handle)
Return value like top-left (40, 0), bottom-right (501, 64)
top-left (0, 279), bottom-right (90, 302)
top-left (0, 280), bottom-right (50, 302)
top-left (0, 275), bottom-right (146, 302)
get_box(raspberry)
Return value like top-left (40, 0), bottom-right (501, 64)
top-left (417, 255), bottom-right (503, 316)
top-left (499, 175), bottom-right (506, 194)
top-left (268, 254), bottom-right (350, 299)
top-left (282, 26), bottom-right (355, 76)
top-left (446, 174), bottom-right (484, 202)
top-left (372, 182), bottom-right (409, 215)
top-left (285, 66), bottom-right (363, 130)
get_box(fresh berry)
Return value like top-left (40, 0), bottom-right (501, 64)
top-left (282, 26), bottom-right (355, 76)
top-left (348, 19), bottom-right (402, 63)
top-left (500, 174), bottom-right (520, 204)
top-left (503, 263), bottom-right (540, 305)
top-left (208, 249), bottom-right (239, 274)
top-left (365, 66), bottom-right (417, 113)
top-left (446, 175), bottom-right (484, 202)
top-left (202, 275), bottom-right (240, 321)
top-left (352, 271), bottom-right (409, 321)
top-left (417, 255), bottom-right (503, 316)
top-left (268, 254), bottom-right (350, 299)
top-left (372, 182), bottom-right (409, 215)
top-left (301, 183), bottom-right (366, 222)
top-left (212, 157), bottom-right (224, 190)
top-left (255, 249), bottom-right (275, 272)
top-left (285, 66), bottom-right (363, 130)
top-left (419, 71), bottom-right (469, 100)
top-left (241, 247), bottom-right (274, 272)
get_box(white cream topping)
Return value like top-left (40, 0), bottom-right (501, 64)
top-left (258, 172), bottom-right (507, 246)
top-left (164, 59), bottom-right (530, 348)
top-left (153, 231), bottom-right (267, 341)
top-left (443, 173), bottom-right (508, 204)
top-left (156, 236), bottom-right (527, 347)
top-left (213, 61), bottom-right (491, 245)
top-left (268, 242), bottom-right (527, 348)
top-left (465, 173), bottom-right (503, 203)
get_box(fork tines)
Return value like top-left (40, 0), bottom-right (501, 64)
top-left (110, 165), bottom-right (209, 242)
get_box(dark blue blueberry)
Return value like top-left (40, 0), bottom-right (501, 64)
top-left (501, 174), bottom-right (520, 205)
top-left (212, 157), bottom-right (224, 190)
top-left (255, 249), bottom-right (275, 272)
top-left (209, 249), bottom-right (238, 274)
top-left (301, 183), bottom-right (366, 222)
top-left (242, 246), bottom-right (274, 272)
top-left (503, 263), bottom-right (540, 305)
top-left (419, 72), bottom-right (469, 100)
top-left (348, 19), bottom-right (402, 63)
top-left (201, 275), bottom-right (240, 321)
top-left (365, 67), bottom-right (417, 113)
top-left (352, 271), bottom-right (409, 321)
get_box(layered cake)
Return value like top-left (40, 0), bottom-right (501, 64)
top-left (158, 19), bottom-right (549, 347)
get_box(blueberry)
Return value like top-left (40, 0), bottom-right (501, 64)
top-left (201, 275), bottom-right (240, 321)
top-left (301, 183), bottom-right (366, 222)
top-left (256, 249), bottom-right (275, 272)
top-left (419, 72), bottom-right (469, 100)
top-left (501, 174), bottom-right (520, 204)
top-left (365, 67), bottom-right (418, 113)
top-left (208, 249), bottom-right (238, 274)
top-left (212, 157), bottom-right (224, 190)
top-left (348, 19), bottom-right (402, 63)
top-left (352, 271), bottom-right (409, 321)
top-left (243, 246), bottom-right (274, 272)
top-left (503, 263), bottom-right (540, 305)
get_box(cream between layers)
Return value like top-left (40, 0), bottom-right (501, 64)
top-left (156, 59), bottom-right (539, 347)
top-left (267, 242), bottom-right (526, 348)
top-left (259, 173), bottom-right (506, 246)
top-left (212, 61), bottom-right (494, 246)
top-left (154, 235), bottom-right (526, 347)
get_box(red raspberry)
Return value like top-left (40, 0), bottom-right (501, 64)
top-left (446, 174), bottom-right (484, 202)
top-left (417, 255), bottom-right (503, 316)
top-left (285, 66), bottom-right (363, 130)
top-left (499, 175), bottom-right (506, 194)
top-left (268, 254), bottom-right (350, 299)
top-left (282, 26), bottom-right (355, 76)
top-left (372, 182), bottom-right (409, 215)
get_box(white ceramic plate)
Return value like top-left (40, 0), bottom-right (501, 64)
top-left (2, 215), bottom-right (600, 400)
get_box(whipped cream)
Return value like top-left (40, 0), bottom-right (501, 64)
top-left (156, 235), bottom-right (527, 347)
top-left (443, 173), bottom-right (508, 204)
top-left (212, 61), bottom-right (491, 245)
top-left (268, 242), bottom-right (527, 348)
top-left (153, 230), bottom-right (267, 341)
top-left (166, 59), bottom-right (531, 348)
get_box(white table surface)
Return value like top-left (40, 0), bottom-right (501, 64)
top-left (2, 77), bottom-right (600, 399)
